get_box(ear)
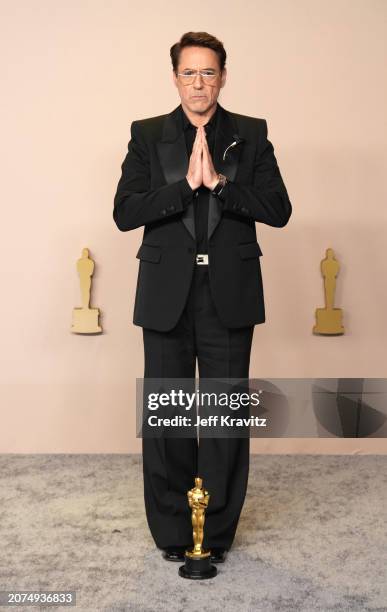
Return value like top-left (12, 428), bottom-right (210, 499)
top-left (220, 67), bottom-right (227, 89)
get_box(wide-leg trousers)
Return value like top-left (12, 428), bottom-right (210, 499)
top-left (141, 263), bottom-right (254, 550)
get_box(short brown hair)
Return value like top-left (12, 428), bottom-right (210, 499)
top-left (170, 31), bottom-right (227, 73)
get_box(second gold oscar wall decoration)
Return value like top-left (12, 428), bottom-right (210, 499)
top-left (313, 248), bottom-right (344, 336)
top-left (71, 248), bottom-right (102, 334)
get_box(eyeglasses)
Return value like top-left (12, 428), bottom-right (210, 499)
top-left (176, 70), bottom-right (219, 85)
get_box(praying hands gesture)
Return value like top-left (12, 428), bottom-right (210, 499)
top-left (186, 125), bottom-right (219, 192)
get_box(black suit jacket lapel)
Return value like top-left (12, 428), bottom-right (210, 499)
top-left (209, 105), bottom-right (244, 240)
top-left (156, 102), bottom-right (244, 242)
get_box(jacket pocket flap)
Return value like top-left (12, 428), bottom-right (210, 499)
top-left (238, 242), bottom-right (263, 259)
top-left (136, 243), bottom-right (161, 263)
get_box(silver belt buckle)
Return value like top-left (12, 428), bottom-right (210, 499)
top-left (196, 253), bottom-right (209, 265)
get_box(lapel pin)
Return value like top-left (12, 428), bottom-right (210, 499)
top-left (222, 135), bottom-right (245, 161)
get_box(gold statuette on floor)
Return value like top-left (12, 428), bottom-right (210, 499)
top-left (178, 477), bottom-right (217, 579)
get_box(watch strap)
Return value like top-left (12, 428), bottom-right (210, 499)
top-left (211, 174), bottom-right (227, 196)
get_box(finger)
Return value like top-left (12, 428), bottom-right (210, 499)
top-left (193, 137), bottom-right (202, 162)
top-left (202, 143), bottom-right (208, 166)
top-left (196, 129), bottom-right (204, 154)
top-left (195, 127), bottom-right (203, 144)
top-left (202, 136), bottom-right (209, 158)
top-left (192, 129), bottom-right (202, 157)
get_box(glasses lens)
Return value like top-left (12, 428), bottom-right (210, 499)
top-left (179, 71), bottom-right (217, 85)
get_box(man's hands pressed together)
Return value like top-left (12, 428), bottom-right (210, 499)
top-left (186, 125), bottom-right (219, 192)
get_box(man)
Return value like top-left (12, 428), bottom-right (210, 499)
top-left (113, 32), bottom-right (292, 564)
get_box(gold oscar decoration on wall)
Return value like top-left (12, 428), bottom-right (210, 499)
top-left (178, 477), bottom-right (217, 579)
top-left (71, 248), bottom-right (102, 334)
top-left (313, 248), bottom-right (344, 335)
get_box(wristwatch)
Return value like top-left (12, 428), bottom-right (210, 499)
top-left (211, 173), bottom-right (228, 196)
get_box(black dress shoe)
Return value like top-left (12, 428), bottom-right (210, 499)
top-left (161, 546), bottom-right (187, 561)
top-left (210, 547), bottom-right (228, 563)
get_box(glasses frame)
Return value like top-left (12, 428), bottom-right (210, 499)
top-left (176, 69), bottom-right (220, 85)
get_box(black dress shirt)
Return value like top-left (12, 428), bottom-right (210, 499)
top-left (178, 103), bottom-right (220, 254)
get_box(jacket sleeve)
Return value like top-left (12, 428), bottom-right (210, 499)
top-left (113, 120), bottom-right (194, 231)
top-left (217, 119), bottom-right (292, 228)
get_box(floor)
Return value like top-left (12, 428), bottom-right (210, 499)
top-left (0, 454), bottom-right (386, 611)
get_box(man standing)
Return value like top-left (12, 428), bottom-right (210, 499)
top-left (113, 32), bottom-right (292, 563)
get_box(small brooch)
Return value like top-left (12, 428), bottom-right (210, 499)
top-left (223, 135), bottom-right (245, 161)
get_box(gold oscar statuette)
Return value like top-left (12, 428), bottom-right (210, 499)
top-left (178, 477), bottom-right (217, 579)
top-left (313, 248), bottom-right (344, 335)
top-left (71, 248), bottom-right (102, 334)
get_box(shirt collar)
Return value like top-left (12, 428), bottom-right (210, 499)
top-left (180, 103), bottom-right (219, 133)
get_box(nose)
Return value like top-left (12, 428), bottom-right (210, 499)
top-left (193, 73), bottom-right (204, 85)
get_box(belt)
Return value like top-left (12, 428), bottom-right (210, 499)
top-left (196, 253), bottom-right (209, 265)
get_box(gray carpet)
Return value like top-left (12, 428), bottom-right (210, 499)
top-left (0, 454), bottom-right (386, 611)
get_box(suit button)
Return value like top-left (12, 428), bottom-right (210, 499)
top-left (195, 192), bottom-right (199, 198)
top-left (160, 209), bottom-right (167, 216)
top-left (167, 205), bottom-right (175, 211)
top-left (241, 207), bottom-right (248, 213)
top-left (232, 203), bottom-right (238, 209)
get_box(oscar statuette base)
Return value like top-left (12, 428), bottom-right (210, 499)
top-left (71, 307), bottom-right (102, 334)
top-left (313, 307), bottom-right (344, 335)
top-left (178, 549), bottom-right (217, 580)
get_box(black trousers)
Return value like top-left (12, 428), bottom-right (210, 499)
top-left (141, 264), bottom-right (254, 550)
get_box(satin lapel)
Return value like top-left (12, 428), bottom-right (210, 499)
top-left (208, 105), bottom-right (244, 240)
top-left (156, 105), bottom-right (195, 240)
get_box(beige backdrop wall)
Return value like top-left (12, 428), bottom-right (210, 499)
top-left (1, 0), bottom-right (386, 453)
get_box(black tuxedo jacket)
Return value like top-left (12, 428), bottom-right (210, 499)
top-left (113, 102), bottom-right (292, 331)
